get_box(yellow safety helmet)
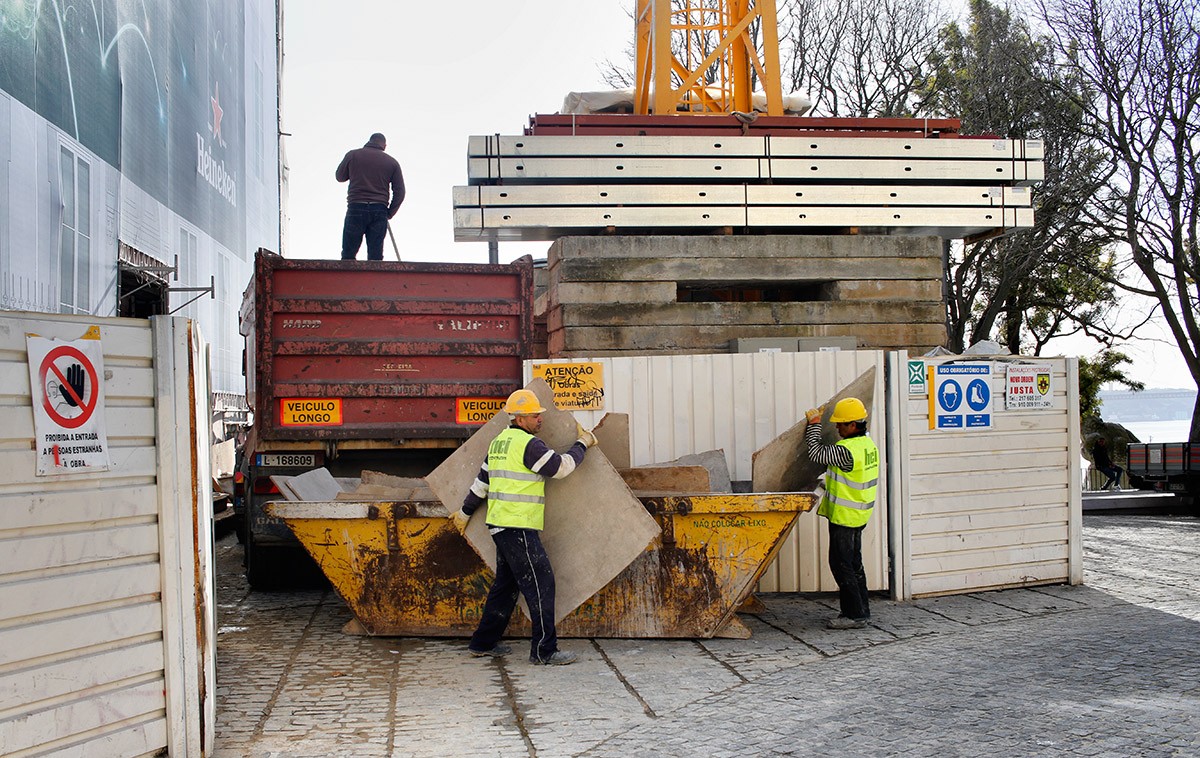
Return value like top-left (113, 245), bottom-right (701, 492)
top-left (503, 389), bottom-right (546, 416)
top-left (829, 397), bottom-right (868, 423)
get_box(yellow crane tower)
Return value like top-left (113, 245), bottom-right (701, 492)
top-left (633, 0), bottom-right (784, 116)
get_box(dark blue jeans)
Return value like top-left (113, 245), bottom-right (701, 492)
top-left (1097, 464), bottom-right (1122, 489)
top-left (341, 203), bottom-right (389, 260)
top-left (469, 528), bottom-right (559, 662)
top-left (828, 522), bottom-right (870, 620)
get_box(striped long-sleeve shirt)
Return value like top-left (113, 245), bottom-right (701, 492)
top-left (804, 421), bottom-right (855, 472)
top-left (461, 431), bottom-right (587, 516)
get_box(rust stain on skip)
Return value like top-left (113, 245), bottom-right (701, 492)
top-left (273, 492), bottom-right (815, 639)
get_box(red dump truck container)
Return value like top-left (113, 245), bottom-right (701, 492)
top-left (1127, 441), bottom-right (1198, 509)
top-left (238, 250), bottom-right (533, 588)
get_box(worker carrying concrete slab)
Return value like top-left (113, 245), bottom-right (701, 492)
top-left (805, 397), bottom-right (879, 630)
top-left (452, 389), bottom-right (599, 665)
top-left (335, 132), bottom-right (405, 260)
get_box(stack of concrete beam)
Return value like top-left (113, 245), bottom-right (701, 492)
top-left (542, 234), bottom-right (947, 357)
top-left (453, 134), bottom-right (1042, 241)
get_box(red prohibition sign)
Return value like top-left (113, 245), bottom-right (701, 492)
top-left (39, 345), bottom-right (100, 429)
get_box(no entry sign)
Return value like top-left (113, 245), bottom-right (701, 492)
top-left (27, 331), bottom-right (111, 475)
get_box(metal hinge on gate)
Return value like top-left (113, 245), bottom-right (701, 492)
top-left (119, 255), bottom-right (215, 314)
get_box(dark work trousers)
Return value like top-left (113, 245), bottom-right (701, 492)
top-left (828, 522), bottom-right (870, 620)
top-left (341, 202), bottom-right (389, 260)
top-left (1097, 464), bottom-right (1123, 489)
top-left (469, 528), bottom-right (559, 662)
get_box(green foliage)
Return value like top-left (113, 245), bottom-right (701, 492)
top-left (1077, 351), bottom-right (1145, 421)
top-left (920, 0), bottom-right (1121, 355)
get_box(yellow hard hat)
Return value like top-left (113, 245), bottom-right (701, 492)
top-left (829, 397), bottom-right (868, 423)
top-left (503, 389), bottom-right (546, 416)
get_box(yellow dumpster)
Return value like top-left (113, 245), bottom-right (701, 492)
top-left (266, 492), bottom-right (815, 639)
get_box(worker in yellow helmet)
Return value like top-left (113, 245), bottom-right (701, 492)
top-left (805, 397), bottom-right (879, 630)
top-left (452, 388), bottom-right (598, 665)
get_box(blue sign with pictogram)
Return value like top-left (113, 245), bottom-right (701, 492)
top-left (930, 363), bottom-right (992, 431)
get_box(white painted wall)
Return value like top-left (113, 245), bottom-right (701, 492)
top-left (892, 353), bottom-right (1083, 599)
top-left (527, 351), bottom-right (890, 593)
top-left (0, 312), bottom-right (213, 756)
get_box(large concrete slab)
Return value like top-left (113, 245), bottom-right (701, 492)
top-left (425, 378), bottom-right (660, 623)
top-left (751, 367), bottom-right (876, 492)
top-left (640, 450), bottom-right (733, 493)
top-left (592, 412), bottom-right (631, 469)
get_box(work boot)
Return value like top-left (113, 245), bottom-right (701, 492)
top-left (469, 643), bottom-right (512, 658)
top-left (530, 650), bottom-right (577, 665)
top-left (827, 617), bottom-right (868, 630)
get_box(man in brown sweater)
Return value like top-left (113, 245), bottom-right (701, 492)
top-left (335, 133), bottom-right (406, 260)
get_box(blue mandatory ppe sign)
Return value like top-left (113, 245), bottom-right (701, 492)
top-left (931, 363), bottom-right (992, 430)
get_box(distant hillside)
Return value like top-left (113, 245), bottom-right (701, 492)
top-left (1099, 388), bottom-right (1196, 422)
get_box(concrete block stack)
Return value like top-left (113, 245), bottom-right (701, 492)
top-left (452, 115), bottom-right (1044, 358)
top-left (542, 234), bottom-right (947, 357)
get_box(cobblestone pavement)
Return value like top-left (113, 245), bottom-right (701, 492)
top-left (214, 514), bottom-right (1200, 757)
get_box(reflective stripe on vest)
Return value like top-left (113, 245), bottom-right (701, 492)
top-left (817, 435), bottom-right (879, 528)
top-left (485, 427), bottom-right (546, 530)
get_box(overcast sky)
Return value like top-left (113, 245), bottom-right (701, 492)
top-left (278, 1), bottom-right (1193, 391)
top-left (280, 1), bottom-right (631, 265)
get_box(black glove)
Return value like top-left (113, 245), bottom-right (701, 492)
top-left (60, 363), bottom-right (86, 407)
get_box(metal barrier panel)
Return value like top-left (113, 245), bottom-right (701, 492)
top-left (526, 351), bottom-right (889, 593)
top-left (892, 353), bottom-right (1082, 599)
top-left (0, 312), bottom-right (212, 756)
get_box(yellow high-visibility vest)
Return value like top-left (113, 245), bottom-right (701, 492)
top-left (485, 427), bottom-right (546, 530)
top-left (817, 435), bottom-right (879, 528)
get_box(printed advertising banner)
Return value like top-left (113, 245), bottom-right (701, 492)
top-left (0, 1), bottom-right (247, 253)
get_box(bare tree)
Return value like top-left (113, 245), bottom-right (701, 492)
top-left (779, 0), bottom-right (946, 116)
top-left (922, 0), bottom-right (1127, 356)
top-left (1038, 0), bottom-right (1200, 440)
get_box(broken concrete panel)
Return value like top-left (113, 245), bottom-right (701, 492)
top-left (425, 378), bottom-right (660, 623)
top-left (619, 465), bottom-right (710, 493)
top-left (269, 475), bottom-right (301, 502)
top-left (592, 412), bottom-right (631, 470)
top-left (640, 450), bottom-right (733, 493)
top-left (277, 467), bottom-right (344, 502)
top-left (360, 471), bottom-right (437, 501)
top-left (751, 366), bottom-right (877, 492)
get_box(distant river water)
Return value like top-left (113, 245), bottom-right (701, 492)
top-left (1117, 419), bottom-right (1192, 443)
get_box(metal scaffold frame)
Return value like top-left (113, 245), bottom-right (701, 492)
top-left (634, 0), bottom-right (783, 116)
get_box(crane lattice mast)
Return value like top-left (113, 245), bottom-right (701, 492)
top-left (633, 0), bottom-right (784, 116)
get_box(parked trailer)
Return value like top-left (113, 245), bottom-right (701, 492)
top-left (1127, 442), bottom-right (1199, 507)
top-left (266, 492), bottom-right (815, 638)
top-left (238, 249), bottom-right (534, 588)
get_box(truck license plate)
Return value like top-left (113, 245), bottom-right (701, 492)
top-left (257, 453), bottom-right (317, 468)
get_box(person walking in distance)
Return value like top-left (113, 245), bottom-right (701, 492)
top-left (451, 389), bottom-right (598, 665)
top-left (805, 397), bottom-right (880, 630)
top-left (335, 132), bottom-right (405, 260)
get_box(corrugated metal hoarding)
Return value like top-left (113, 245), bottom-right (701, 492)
top-left (891, 353), bottom-right (1083, 598)
top-left (527, 351), bottom-right (889, 593)
top-left (0, 312), bottom-right (214, 755)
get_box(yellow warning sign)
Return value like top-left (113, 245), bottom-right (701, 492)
top-left (280, 398), bottom-right (343, 426)
top-left (456, 397), bottom-right (506, 424)
top-left (531, 361), bottom-right (605, 411)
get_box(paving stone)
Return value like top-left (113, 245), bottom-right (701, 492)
top-left (214, 513), bottom-right (1200, 756)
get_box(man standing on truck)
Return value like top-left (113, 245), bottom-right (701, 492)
top-left (452, 389), bottom-right (597, 665)
top-left (805, 397), bottom-right (879, 630)
top-left (335, 132), bottom-right (405, 260)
